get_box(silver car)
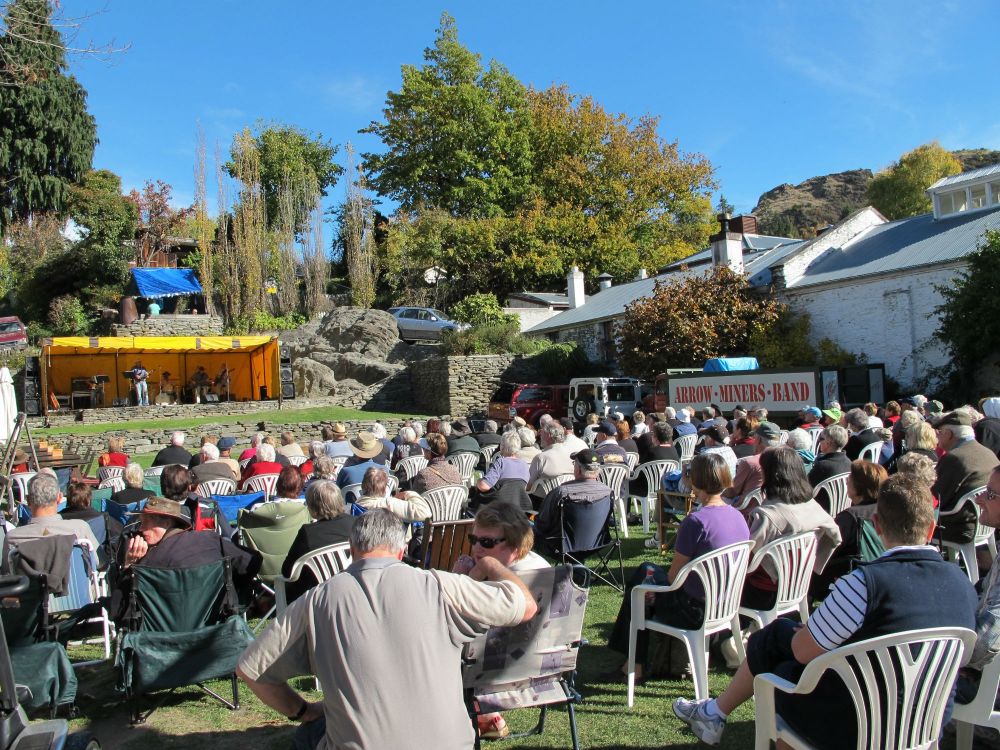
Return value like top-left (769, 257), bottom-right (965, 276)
top-left (388, 307), bottom-right (466, 343)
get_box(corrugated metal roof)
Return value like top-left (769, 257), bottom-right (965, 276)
top-left (791, 206), bottom-right (1000, 288)
top-left (529, 236), bottom-right (805, 334)
top-left (929, 163), bottom-right (1000, 191)
top-left (508, 291), bottom-right (569, 307)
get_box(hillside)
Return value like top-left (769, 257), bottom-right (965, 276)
top-left (753, 148), bottom-right (1000, 237)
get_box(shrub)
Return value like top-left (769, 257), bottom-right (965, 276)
top-left (226, 310), bottom-right (307, 335)
top-left (441, 321), bottom-right (548, 356)
top-left (449, 293), bottom-right (517, 328)
top-left (47, 295), bottom-right (90, 336)
top-left (534, 342), bottom-right (588, 380)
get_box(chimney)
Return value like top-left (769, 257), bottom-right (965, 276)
top-left (709, 212), bottom-right (744, 274)
top-left (728, 214), bottom-right (758, 235)
top-left (567, 266), bottom-right (586, 309)
top-left (597, 272), bottom-right (613, 291)
top-left (636, 268), bottom-right (648, 280)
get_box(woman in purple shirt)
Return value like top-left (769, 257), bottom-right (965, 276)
top-left (605, 452), bottom-right (750, 681)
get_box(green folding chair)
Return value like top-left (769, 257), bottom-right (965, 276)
top-left (115, 559), bottom-right (253, 724)
top-left (236, 501), bottom-right (311, 631)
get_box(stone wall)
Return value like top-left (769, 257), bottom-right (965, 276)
top-left (409, 354), bottom-right (548, 416)
top-left (112, 314), bottom-right (225, 337)
top-left (36, 397), bottom-right (340, 427)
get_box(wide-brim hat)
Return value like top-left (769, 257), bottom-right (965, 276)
top-left (330, 422), bottom-right (348, 436)
top-left (139, 496), bottom-right (192, 527)
top-left (350, 430), bottom-right (383, 459)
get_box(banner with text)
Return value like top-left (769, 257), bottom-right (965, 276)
top-left (666, 370), bottom-right (819, 413)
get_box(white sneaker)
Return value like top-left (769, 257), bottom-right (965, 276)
top-left (672, 697), bottom-right (725, 745)
top-left (644, 535), bottom-right (660, 549)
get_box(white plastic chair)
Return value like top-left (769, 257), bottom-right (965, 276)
top-left (627, 460), bottom-right (680, 536)
top-left (623, 452), bottom-right (639, 474)
top-left (858, 441), bottom-right (882, 463)
top-left (675, 434), bottom-right (697, 462)
top-left (953, 644), bottom-right (1000, 749)
top-left (738, 531), bottom-right (818, 631)
top-left (143, 465), bottom-right (166, 479)
top-left (940, 486), bottom-right (996, 584)
top-left (395, 455), bottom-right (428, 482)
top-left (238, 457), bottom-right (253, 471)
top-left (244, 472), bottom-right (280, 497)
top-left (274, 542), bottom-right (352, 617)
top-left (98, 466), bottom-right (124, 482)
top-left (479, 445), bottom-right (498, 467)
top-left (598, 463), bottom-right (630, 537)
top-left (446, 453), bottom-right (479, 486)
top-left (805, 426), bottom-right (824, 454)
top-left (533, 473), bottom-right (574, 499)
top-left (285, 454), bottom-right (308, 467)
top-left (778, 430), bottom-right (789, 446)
top-left (98, 476), bottom-right (126, 493)
top-left (341, 483), bottom-right (363, 504)
top-left (754, 627), bottom-right (975, 750)
top-left (197, 477), bottom-right (237, 497)
top-left (422, 484), bottom-right (468, 521)
top-left (7, 471), bottom-right (35, 507)
top-left (627, 540), bottom-right (753, 705)
top-left (385, 474), bottom-right (399, 496)
top-left (733, 486), bottom-right (765, 513)
top-left (812, 472), bottom-right (850, 517)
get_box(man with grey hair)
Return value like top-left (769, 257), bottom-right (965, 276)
top-left (472, 419), bottom-right (502, 449)
top-left (516, 426), bottom-right (541, 463)
top-left (934, 410), bottom-right (999, 550)
top-left (2, 473), bottom-right (98, 564)
top-left (844, 407), bottom-right (882, 460)
top-left (809, 424), bottom-right (852, 489)
top-left (528, 421), bottom-right (574, 500)
top-left (237, 508), bottom-right (536, 750)
top-left (192, 441), bottom-right (238, 484)
top-left (391, 426), bottom-right (422, 469)
top-left (152, 431), bottom-right (192, 467)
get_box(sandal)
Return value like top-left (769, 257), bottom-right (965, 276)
top-left (477, 713), bottom-right (510, 739)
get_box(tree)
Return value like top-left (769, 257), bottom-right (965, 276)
top-left (68, 168), bottom-right (137, 285)
top-left (126, 180), bottom-right (192, 266)
top-left (934, 229), bottom-right (1000, 396)
top-left (341, 143), bottom-right (377, 308)
top-left (449, 292), bottom-right (515, 327)
top-left (867, 142), bottom-right (962, 220)
top-left (0, 0), bottom-right (97, 234)
top-left (715, 194), bottom-right (736, 216)
top-left (226, 123), bottom-right (341, 235)
top-left (617, 265), bottom-right (784, 377)
top-left (749, 309), bottom-right (859, 368)
top-left (362, 12), bottom-right (535, 218)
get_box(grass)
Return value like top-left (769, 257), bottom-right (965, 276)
top-left (55, 528), bottom-right (761, 750)
top-left (36, 406), bottom-right (421, 437)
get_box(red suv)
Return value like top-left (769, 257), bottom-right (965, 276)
top-left (0, 316), bottom-right (27, 350)
top-left (488, 383), bottom-right (570, 427)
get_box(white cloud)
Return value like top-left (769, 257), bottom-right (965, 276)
top-left (322, 74), bottom-right (383, 112)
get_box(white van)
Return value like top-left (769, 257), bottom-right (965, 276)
top-left (567, 377), bottom-right (647, 425)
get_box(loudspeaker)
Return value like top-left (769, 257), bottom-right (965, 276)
top-left (280, 366), bottom-right (293, 382)
top-left (23, 380), bottom-right (38, 399)
top-left (279, 353), bottom-right (295, 400)
top-left (24, 398), bottom-right (40, 416)
top-left (23, 376), bottom-right (41, 415)
top-left (24, 356), bottom-right (39, 375)
top-left (281, 382), bottom-right (296, 400)
top-left (204, 394), bottom-right (219, 402)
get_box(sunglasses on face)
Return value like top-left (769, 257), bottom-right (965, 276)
top-left (468, 534), bottom-right (506, 549)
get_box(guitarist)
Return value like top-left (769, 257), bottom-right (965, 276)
top-left (130, 360), bottom-right (149, 406)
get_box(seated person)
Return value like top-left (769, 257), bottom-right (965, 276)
top-left (446, 421), bottom-right (481, 457)
top-left (729, 418), bottom-right (758, 459)
top-left (369, 423), bottom-right (395, 463)
top-left (628, 422), bottom-right (679, 498)
top-left (191, 442), bottom-right (239, 485)
top-left (808, 425), bottom-right (852, 496)
top-left (673, 475), bottom-right (977, 748)
top-left (811, 459), bottom-right (887, 598)
top-left (189, 366), bottom-right (211, 404)
top-left (581, 413), bottom-right (601, 447)
top-left (391, 426), bottom-right (423, 469)
top-left (605, 452), bottom-right (750, 682)
top-left (98, 436), bottom-right (129, 468)
top-left (593, 420), bottom-right (627, 462)
top-left (239, 442), bottom-right (283, 491)
top-left (528, 422), bottom-right (576, 500)
top-left (110, 462), bottom-right (156, 507)
top-left (410, 433), bottom-right (463, 494)
top-left (60, 481), bottom-right (124, 564)
top-left (152, 431), bottom-right (193, 467)
top-left (10, 449), bottom-right (30, 474)
top-left (322, 423), bottom-right (354, 459)
top-left (475, 432), bottom-right (530, 495)
top-left (273, 465), bottom-right (304, 502)
top-left (336, 432), bottom-right (390, 490)
top-left (355, 467), bottom-right (430, 542)
top-left (616, 420), bottom-right (638, 456)
top-left (276, 431), bottom-right (305, 460)
top-left (3, 472), bottom-right (99, 566)
top-left (304, 455), bottom-right (339, 491)
top-left (299, 440), bottom-right (324, 479)
top-left (156, 371), bottom-right (176, 405)
top-left (785, 428), bottom-right (817, 473)
top-left (534, 448), bottom-right (612, 549)
top-left (515, 426), bottom-right (541, 464)
top-left (280, 481), bottom-right (355, 603)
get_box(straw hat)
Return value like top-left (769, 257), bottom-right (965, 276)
top-left (349, 431), bottom-right (383, 459)
top-left (330, 422), bottom-right (348, 437)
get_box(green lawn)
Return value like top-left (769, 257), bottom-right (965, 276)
top-left (59, 529), bottom-right (761, 750)
top-left (37, 406), bottom-right (422, 437)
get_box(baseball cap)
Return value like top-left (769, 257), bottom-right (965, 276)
top-left (899, 396), bottom-right (917, 407)
top-left (570, 448), bottom-right (602, 468)
top-left (217, 437), bottom-right (236, 450)
top-left (822, 408), bottom-right (842, 422)
top-left (699, 424), bottom-right (729, 444)
top-left (805, 406), bottom-right (822, 419)
top-left (597, 420), bottom-right (617, 436)
top-left (753, 421), bottom-right (781, 440)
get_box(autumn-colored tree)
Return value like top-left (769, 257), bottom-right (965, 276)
top-left (617, 265), bottom-right (784, 378)
top-left (867, 142), bottom-right (962, 220)
top-left (341, 143), bottom-right (377, 308)
top-left (126, 180), bottom-right (192, 266)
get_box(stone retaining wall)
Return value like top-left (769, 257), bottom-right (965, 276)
top-left (112, 314), bottom-right (224, 337)
top-left (410, 354), bottom-right (547, 416)
top-left (36, 397), bottom-right (341, 427)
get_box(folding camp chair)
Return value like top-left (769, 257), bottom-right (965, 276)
top-left (47, 542), bottom-right (113, 664)
top-left (419, 519), bottom-right (474, 571)
top-left (538, 494), bottom-right (623, 591)
top-left (115, 558), bottom-right (253, 724)
top-left (236, 502), bottom-right (311, 629)
top-left (463, 565), bottom-right (591, 750)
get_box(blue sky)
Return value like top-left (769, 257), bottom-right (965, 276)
top-left (69, 0), bottom-right (1000, 218)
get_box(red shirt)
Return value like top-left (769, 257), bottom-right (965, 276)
top-left (98, 451), bottom-right (129, 467)
top-left (299, 459), bottom-right (314, 478)
top-left (240, 460), bottom-right (283, 490)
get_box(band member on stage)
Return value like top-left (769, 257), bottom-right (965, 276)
top-left (157, 371), bottom-right (176, 405)
top-left (190, 366), bottom-right (210, 404)
top-left (214, 364), bottom-right (231, 401)
top-left (131, 360), bottom-right (149, 406)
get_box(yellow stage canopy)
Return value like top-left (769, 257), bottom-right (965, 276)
top-left (41, 335), bottom-right (282, 410)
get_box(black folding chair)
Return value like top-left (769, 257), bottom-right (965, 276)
top-left (539, 495), bottom-right (624, 591)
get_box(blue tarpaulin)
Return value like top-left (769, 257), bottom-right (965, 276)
top-left (130, 268), bottom-right (202, 299)
top-left (703, 357), bottom-right (760, 372)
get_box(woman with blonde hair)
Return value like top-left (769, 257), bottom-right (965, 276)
top-left (98, 436), bottom-right (129, 468)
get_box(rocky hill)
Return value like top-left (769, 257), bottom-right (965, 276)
top-left (753, 148), bottom-right (1000, 237)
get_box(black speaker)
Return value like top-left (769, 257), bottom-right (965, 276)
top-left (23, 376), bottom-right (40, 415)
top-left (24, 356), bottom-right (39, 375)
top-left (279, 354), bottom-right (294, 400)
top-left (24, 397), bottom-right (40, 416)
top-left (23, 379), bottom-right (38, 399)
top-left (280, 366), bottom-right (293, 382)
top-left (281, 382), bottom-right (296, 400)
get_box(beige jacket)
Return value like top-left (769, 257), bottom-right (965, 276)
top-left (748, 499), bottom-right (842, 579)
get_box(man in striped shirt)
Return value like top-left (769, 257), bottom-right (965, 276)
top-left (673, 474), bottom-right (977, 748)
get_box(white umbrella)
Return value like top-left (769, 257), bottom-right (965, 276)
top-left (0, 366), bottom-right (17, 443)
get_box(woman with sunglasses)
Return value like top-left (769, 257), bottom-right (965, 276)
top-left (453, 503), bottom-right (547, 738)
top-left (604, 451), bottom-right (750, 683)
